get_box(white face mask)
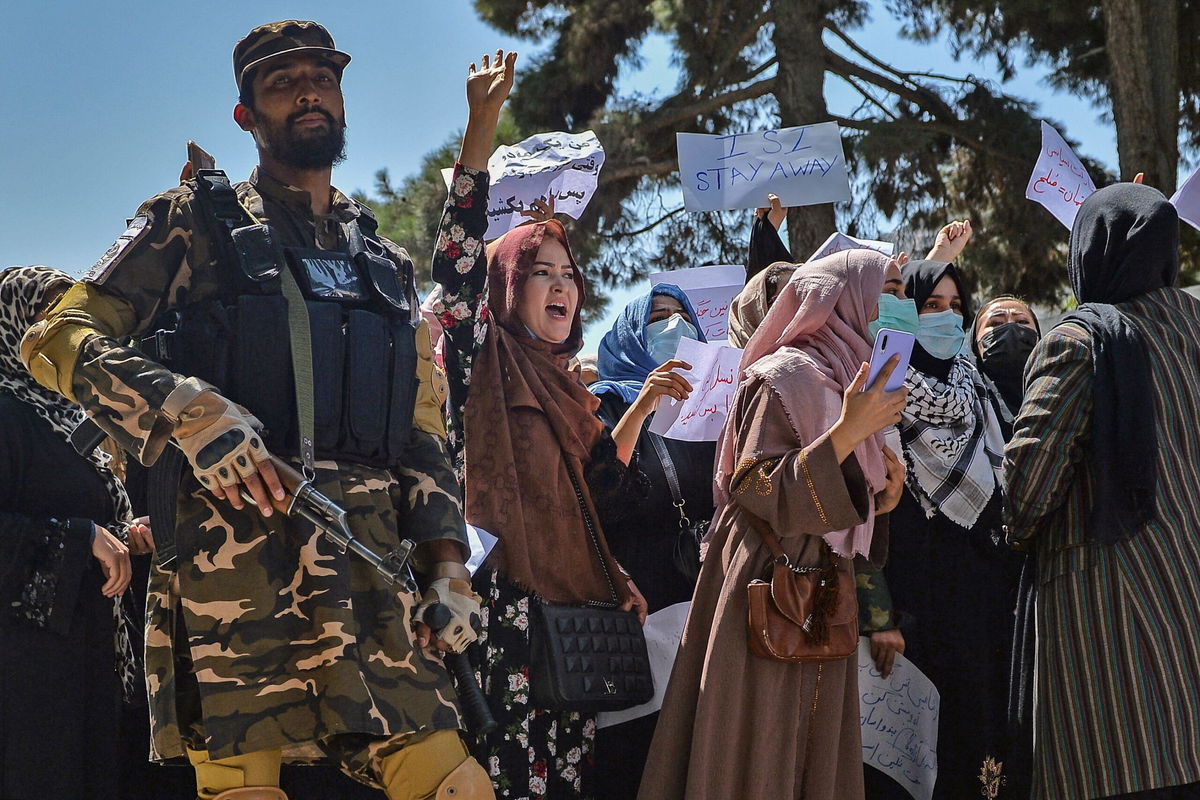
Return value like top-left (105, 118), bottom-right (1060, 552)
top-left (645, 313), bottom-right (699, 364)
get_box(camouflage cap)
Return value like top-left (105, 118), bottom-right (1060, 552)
top-left (233, 20), bottom-right (351, 93)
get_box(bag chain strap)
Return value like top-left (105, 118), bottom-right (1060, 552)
top-left (647, 432), bottom-right (691, 530)
top-left (562, 458), bottom-right (622, 609)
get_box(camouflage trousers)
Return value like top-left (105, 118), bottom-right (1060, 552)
top-left (143, 459), bottom-right (463, 787)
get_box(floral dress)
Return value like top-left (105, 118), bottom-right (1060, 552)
top-left (432, 164), bottom-right (608, 798)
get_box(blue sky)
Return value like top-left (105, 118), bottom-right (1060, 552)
top-left (1, 1), bottom-right (1124, 350)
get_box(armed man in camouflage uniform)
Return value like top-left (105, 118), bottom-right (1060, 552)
top-left (22, 21), bottom-right (497, 800)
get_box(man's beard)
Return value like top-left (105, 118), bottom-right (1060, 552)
top-left (258, 106), bottom-right (347, 170)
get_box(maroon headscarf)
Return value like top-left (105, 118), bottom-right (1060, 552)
top-left (463, 221), bottom-right (629, 604)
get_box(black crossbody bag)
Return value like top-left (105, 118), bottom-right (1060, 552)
top-left (529, 459), bottom-right (654, 712)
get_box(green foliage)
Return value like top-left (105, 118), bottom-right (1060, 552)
top-left (355, 111), bottom-right (523, 290)
top-left (361, 0), bottom-right (1200, 317)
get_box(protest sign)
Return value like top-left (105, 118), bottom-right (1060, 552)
top-left (649, 264), bottom-right (743, 342)
top-left (1025, 121), bottom-right (1097, 229)
top-left (648, 337), bottom-right (743, 442)
top-left (441, 130), bottom-right (604, 240)
top-left (809, 231), bottom-right (896, 263)
top-left (596, 602), bottom-right (691, 729)
top-left (464, 525), bottom-right (499, 576)
top-left (677, 123), bottom-right (852, 212)
top-left (858, 637), bottom-right (940, 800)
top-left (1170, 164), bottom-right (1200, 232)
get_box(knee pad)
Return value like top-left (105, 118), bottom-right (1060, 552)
top-left (211, 790), bottom-right (289, 800)
top-left (434, 757), bottom-right (495, 800)
top-left (379, 729), bottom-right (494, 800)
top-left (186, 747), bottom-right (282, 800)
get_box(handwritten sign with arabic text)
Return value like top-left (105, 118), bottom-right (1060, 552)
top-left (808, 231), bottom-right (896, 263)
top-left (648, 337), bottom-right (743, 442)
top-left (677, 123), bottom-right (852, 212)
top-left (649, 264), bottom-right (744, 343)
top-left (858, 637), bottom-right (940, 800)
top-left (441, 130), bottom-right (604, 241)
top-left (1025, 121), bottom-right (1097, 230)
top-left (1170, 163), bottom-right (1200, 232)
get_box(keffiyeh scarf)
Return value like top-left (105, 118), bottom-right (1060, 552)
top-left (899, 356), bottom-right (1005, 529)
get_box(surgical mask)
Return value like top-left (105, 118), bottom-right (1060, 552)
top-left (525, 325), bottom-right (567, 345)
top-left (916, 309), bottom-right (965, 360)
top-left (645, 313), bottom-right (699, 364)
top-left (978, 323), bottom-right (1038, 382)
top-left (868, 293), bottom-right (919, 341)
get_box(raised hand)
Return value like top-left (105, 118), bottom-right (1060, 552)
top-left (518, 196), bottom-right (556, 225)
top-left (466, 49), bottom-right (517, 119)
top-left (830, 359), bottom-right (908, 463)
top-left (926, 219), bottom-right (973, 263)
top-left (754, 193), bottom-right (787, 231)
top-left (459, 49), bottom-right (519, 172)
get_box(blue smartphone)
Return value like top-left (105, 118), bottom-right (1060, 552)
top-left (864, 328), bottom-right (915, 392)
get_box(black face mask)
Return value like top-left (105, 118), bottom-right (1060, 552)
top-left (978, 322), bottom-right (1039, 404)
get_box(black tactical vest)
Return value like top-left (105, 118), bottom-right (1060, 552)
top-left (141, 170), bottom-right (417, 469)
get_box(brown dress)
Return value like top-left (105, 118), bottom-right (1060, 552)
top-left (639, 373), bottom-right (872, 800)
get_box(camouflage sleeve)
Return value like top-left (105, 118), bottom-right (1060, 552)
top-left (391, 426), bottom-right (470, 568)
top-left (22, 189), bottom-right (197, 465)
top-left (855, 556), bottom-right (897, 633)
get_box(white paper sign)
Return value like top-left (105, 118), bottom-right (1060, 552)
top-left (1025, 121), bottom-right (1097, 229)
top-left (808, 231), bottom-right (896, 263)
top-left (650, 264), bottom-right (744, 342)
top-left (596, 601), bottom-right (691, 729)
top-left (1170, 164), bottom-right (1200, 232)
top-left (441, 130), bottom-right (604, 240)
top-left (677, 123), bottom-right (852, 212)
top-left (648, 338), bottom-right (743, 442)
top-left (464, 525), bottom-right (499, 576)
top-left (858, 638), bottom-right (940, 800)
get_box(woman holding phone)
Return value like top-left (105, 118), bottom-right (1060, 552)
top-left (641, 251), bottom-right (906, 800)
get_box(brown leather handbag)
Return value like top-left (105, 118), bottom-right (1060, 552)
top-left (743, 511), bottom-right (858, 663)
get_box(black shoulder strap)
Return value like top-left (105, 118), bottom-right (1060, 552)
top-left (353, 198), bottom-right (378, 228)
top-left (190, 169), bottom-right (260, 294)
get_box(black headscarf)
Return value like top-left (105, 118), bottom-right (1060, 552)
top-left (902, 259), bottom-right (973, 380)
top-left (1061, 182), bottom-right (1179, 544)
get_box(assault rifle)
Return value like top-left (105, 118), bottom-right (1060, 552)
top-left (71, 418), bottom-right (496, 737)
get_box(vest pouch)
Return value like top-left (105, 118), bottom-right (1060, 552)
top-left (343, 310), bottom-right (390, 461)
top-left (306, 301), bottom-right (345, 453)
top-left (232, 294), bottom-right (293, 453)
top-left (358, 251), bottom-right (411, 315)
top-left (387, 320), bottom-right (418, 456)
top-left (230, 224), bottom-right (281, 285)
top-left (288, 247), bottom-right (368, 303)
top-left (167, 303), bottom-right (234, 390)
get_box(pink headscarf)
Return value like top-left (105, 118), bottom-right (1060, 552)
top-left (714, 249), bottom-right (890, 557)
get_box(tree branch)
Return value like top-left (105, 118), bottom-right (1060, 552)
top-left (600, 205), bottom-right (687, 238)
top-left (832, 115), bottom-right (1026, 167)
top-left (708, 8), bottom-right (777, 88)
top-left (824, 49), bottom-right (956, 122)
top-left (840, 75), bottom-right (901, 120)
top-left (646, 76), bottom-right (778, 131)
